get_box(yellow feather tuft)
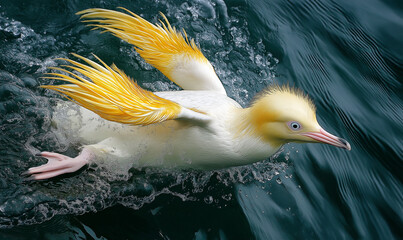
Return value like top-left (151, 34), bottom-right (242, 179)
top-left (77, 8), bottom-right (207, 85)
top-left (252, 84), bottom-right (316, 112)
top-left (42, 53), bottom-right (182, 125)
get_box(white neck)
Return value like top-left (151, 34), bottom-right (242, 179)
top-left (227, 108), bottom-right (281, 165)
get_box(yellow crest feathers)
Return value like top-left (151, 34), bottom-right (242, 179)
top-left (253, 84), bottom-right (316, 112)
top-left (77, 8), bottom-right (207, 84)
top-left (42, 53), bottom-right (182, 125)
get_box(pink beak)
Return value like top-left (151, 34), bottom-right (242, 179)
top-left (301, 128), bottom-right (351, 150)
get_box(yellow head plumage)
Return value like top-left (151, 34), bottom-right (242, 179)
top-left (246, 85), bottom-right (350, 150)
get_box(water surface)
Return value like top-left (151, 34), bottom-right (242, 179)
top-left (0, 0), bottom-right (402, 239)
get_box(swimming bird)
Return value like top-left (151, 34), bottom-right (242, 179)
top-left (24, 8), bottom-right (350, 180)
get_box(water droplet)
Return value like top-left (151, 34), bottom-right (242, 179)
top-left (222, 193), bottom-right (232, 201)
top-left (204, 196), bottom-right (213, 204)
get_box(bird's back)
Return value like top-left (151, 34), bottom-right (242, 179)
top-left (156, 90), bottom-right (241, 113)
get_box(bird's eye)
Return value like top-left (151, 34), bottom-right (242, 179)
top-left (287, 121), bottom-right (301, 131)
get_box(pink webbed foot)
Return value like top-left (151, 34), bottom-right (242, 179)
top-left (23, 149), bottom-right (92, 180)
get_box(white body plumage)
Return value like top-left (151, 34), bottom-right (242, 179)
top-left (54, 91), bottom-right (277, 170)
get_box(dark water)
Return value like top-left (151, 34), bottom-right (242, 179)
top-left (0, 0), bottom-right (402, 239)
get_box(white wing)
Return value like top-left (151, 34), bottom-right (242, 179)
top-left (78, 8), bottom-right (227, 95)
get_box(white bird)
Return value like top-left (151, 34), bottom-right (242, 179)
top-left (24, 8), bottom-right (350, 180)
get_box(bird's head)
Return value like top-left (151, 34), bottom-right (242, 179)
top-left (249, 85), bottom-right (351, 150)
